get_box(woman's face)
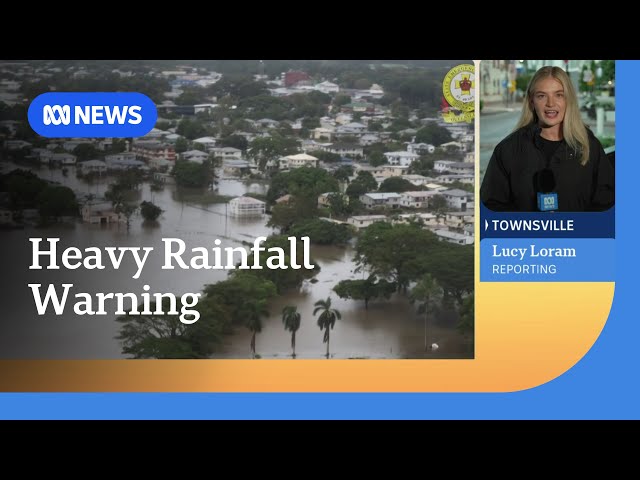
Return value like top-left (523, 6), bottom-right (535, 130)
top-left (530, 76), bottom-right (566, 129)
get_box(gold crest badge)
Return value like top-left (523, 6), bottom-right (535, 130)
top-left (442, 64), bottom-right (475, 123)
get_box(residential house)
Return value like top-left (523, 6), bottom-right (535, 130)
top-left (440, 189), bottom-right (474, 211)
top-left (313, 127), bottom-right (335, 141)
top-left (192, 136), bottom-right (217, 151)
top-left (359, 133), bottom-right (381, 146)
top-left (400, 191), bottom-right (438, 209)
top-left (51, 153), bottom-right (77, 166)
top-left (211, 146), bottom-right (242, 160)
top-left (315, 81), bottom-right (339, 94)
top-left (401, 174), bottom-right (431, 187)
top-left (443, 211), bottom-right (474, 228)
top-left (384, 151), bottom-right (420, 166)
top-left (336, 122), bottom-right (367, 134)
top-left (279, 153), bottom-right (318, 170)
top-left (347, 215), bottom-right (387, 229)
top-left (360, 192), bottom-right (402, 209)
top-left (81, 202), bottom-right (122, 224)
top-left (436, 174), bottom-right (474, 185)
top-left (318, 192), bottom-right (347, 208)
top-left (407, 142), bottom-right (435, 155)
top-left (181, 150), bottom-right (209, 164)
top-left (79, 160), bottom-right (107, 175)
top-left (228, 196), bottom-right (266, 217)
top-left (5, 140), bottom-right (32, 151)
top-left (324, 143), bottom-right (363, 158)
top-left (434, 229), bottom-right (474, 245)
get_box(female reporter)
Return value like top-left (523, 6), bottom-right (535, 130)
top-left (480, 66), bottom-right (614, 212)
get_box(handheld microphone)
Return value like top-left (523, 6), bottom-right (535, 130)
top-left (536, 168), bottom-right (558, 211)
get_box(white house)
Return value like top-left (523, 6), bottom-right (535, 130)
top-left (347, 215), bottom-right (387, 229)
top-left (434, 160), bottom-right (456, 172)
top-left (324, 143), bottom-right (363, 158)
top-left (79, 160), bottom-right (107, 175)
top-left (211, 147), bottom-right (242, 160)
top-left (51, 153), bottom-right (77, 165)
top-left (360, 192), bottom-right (402, 209)
top-left (434, 229), bottom-right (474, 245)
top-left (315, 81), bottom-right (339, 94)
top-left (436, 174), bottom-right (474, 185)
top-left (400, 191), bottom-right (438, 209)
top-left (401, 174), bottom-right (431, 187)
top-left (192, 136), bottom-right (217, 151)
top-left (279, 153), bottom-right (318, 170)
top-left (384, 151), bottom-right (420, 166)
top-left (440, 189), bottom-right (473, 211)
top-left (228, 196), bottom-right (266, 217)
top-left (336, 122), bottom-right (366, 134)
top-left (407, 142), bottom-right (435, 155)
top-left (444, 211), bottom-right (474, 228)
top-left (181, 150), bottom-right (209, 164)
top-left (81, 202), bottom-right (122, 224)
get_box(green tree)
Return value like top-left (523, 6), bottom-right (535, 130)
top-left (268, 196), bottom-right (318, 233)
top-left (246, 236), bottom-right (319, 293)
top-left (333, 165), bottom-right (354, 183)
top-left (458, 293), bottom-right (474, 336)
top-left (415, 123), bottom-right (452, 146)
top-left (281, 305), bottom-right (301, 358)
top-left (174, 137), bottom-right (189, 154)
top-left (326, 192), bottom-right (352, 218)
top-left (428, 194), bottom-right (448, 214)
top-left (266, 167), bottom-right (339, 204)
top-left (176, 118), bottom-right (207, 140)
top-left (345, 171), bottom-right (378, 198)
top-left (243, 299), bottom-right (270, 358)
top-left (105, 183), bottom-right (138, 230)
top-left (333, 275), bottom-right (396, 310)
top-left (409, 273), bottom-right (443, 351)
top-left (313, 297), bottom-right (342, 358)
top-left (408, 156), bottom-right (434, 176)
top-left (302, 117), bottom-right (320, 129)
top-left (308, 150), bottom-right (341, 163)
top-left (332, 94), bottom-right (351, 108)
top-left (73, 143), bottom-right (100, 162)
top-left (110, 138), bottom-right (128, 154)
top-left (248, 135), bottom-right (300, 171)
top-left (218, 134), bottom-right (248, 152)
top-left (355, 222), bottom-right (440, 293)
top-left (140, 200), bottom-right (163, 222)
top-left (0, 169), bottom-right (48, 209)
top-left (115, 297), bottom-right (225, 358)
top-left (172, 159), bottom-right (214, 188)
top-left (288, 218), bottom-right (352, 245)
top-left (378, 176), bottom-right (416, 193)
top-left (368, 150), bottom-right (387, 167)
top-left (202, 272), bottom-right (277, 328)
top-left (36, 186), bottom-right (78, 222)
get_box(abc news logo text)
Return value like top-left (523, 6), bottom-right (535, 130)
top-left (28, 92), bottom-right (157, 138)
top-left (42, 105), bottom-right (143, 126)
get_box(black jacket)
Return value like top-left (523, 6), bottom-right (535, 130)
top-left (480, 123), bottom-right (615, 212)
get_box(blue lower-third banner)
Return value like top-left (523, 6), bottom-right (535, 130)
top-left (480, 238), bottom-right (614, 282)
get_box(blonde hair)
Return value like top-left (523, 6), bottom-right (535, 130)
top-left (515, 66), bottom-right (590, 165)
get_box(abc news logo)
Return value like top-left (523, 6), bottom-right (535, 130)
top-left (28, 92), bottom-right (156, 138)
top-left (42, 105), bottom-right (143, 126)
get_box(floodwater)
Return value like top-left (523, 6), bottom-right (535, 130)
top-left (0, 162), bottom-right (473, 359)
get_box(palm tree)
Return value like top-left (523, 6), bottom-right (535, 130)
top-left (281, 305), bottom-right (301, 358)
top-left (243, 299), bottom-right (270, 358)
top-left (313, 297), bottom-right (341, 359)
top-left (409, 273), bottom-right (443, 351)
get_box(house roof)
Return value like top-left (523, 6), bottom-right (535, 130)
top-left (284, 153), bottom-right (318, 161)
